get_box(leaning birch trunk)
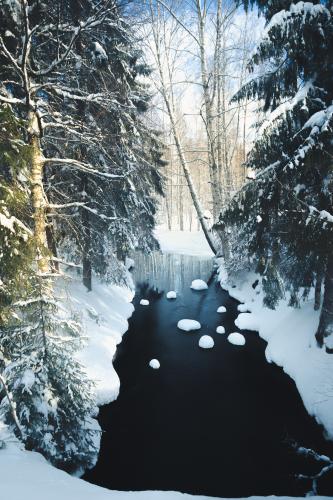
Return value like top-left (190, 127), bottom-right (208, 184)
top-left (28, 111), bottom-right (48, 273)
top-left (149, 2), bottom-right (217, 254)
top-left (316, 258), bottom-right (333, 352)
top-left (165, 96), bottom-right (217, 254)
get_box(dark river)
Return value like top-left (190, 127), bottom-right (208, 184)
top-left (84, 252), bottom-right (333, 497)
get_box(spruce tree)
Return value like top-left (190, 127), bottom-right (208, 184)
top-left (219, 1), bottom-right (333, 350)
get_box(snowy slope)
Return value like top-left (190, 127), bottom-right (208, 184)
top-left (65, 276), bottom-right (134, 406)
top-left (155, 227), bottom-right (213, 257)
top-left (218, 266), bottom-right (333, 441)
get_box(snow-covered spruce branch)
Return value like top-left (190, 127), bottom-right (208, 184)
top-left (0, 374), bottom-right (24, 441)
top-left (44, 158), bottom-right (124, 179)
top-left (29, 4), bottom-right (117, 77)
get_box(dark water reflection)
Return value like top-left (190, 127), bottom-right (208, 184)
top-left (131, 251), bottom-right (213, 293)
top-left (84, 251), bottom-right (333, 497)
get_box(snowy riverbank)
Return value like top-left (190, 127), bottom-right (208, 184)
top-left (0, 426), bottom-right (332, 500)
top-left (218, 265), bottom-right (333, 441)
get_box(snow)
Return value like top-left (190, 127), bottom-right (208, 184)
top-left (228, 332), bottom-right (246, 346)
top-left (237, 303), bottom-right (252, 313)
top-left (218, 266), bottom-right (333, 440)
top-left (216, 326), bottom-right (225, 334)
top-left (199, 335), bottom-right (214, 349)
top-left (2, 428), bottom-right (331, 500)
top-left (177, 319), bottom-right (201, 332)
top-left (63, 276), bottom-right (134, 406)
top-left (155, 227), bottom-right (214, 257)
top-left (191, 279), bottom-right (208, 291)
top-left (217, 306), bottom-right (226, 313)
top-left (149, 359), bottom-right (160, 369)
top-left (140, 299), bottom-right (150, 306)
top-left (166, 291), bottom-right (177, 299)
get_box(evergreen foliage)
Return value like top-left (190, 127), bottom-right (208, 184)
top-left (219, 1), bottom-right (333, 347)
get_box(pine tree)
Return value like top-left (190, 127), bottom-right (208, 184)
top-left (219, 1), bottom-right (333, 350)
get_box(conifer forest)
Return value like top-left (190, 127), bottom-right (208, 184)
top-left (0, 1), bottom-right (333, 499)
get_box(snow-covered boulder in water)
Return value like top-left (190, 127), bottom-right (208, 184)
top-left (166, 291), bottom-right (177, 299)
top-left (177, 319), bottom-right (201, 332)
top-left (216, 326), bottom-right (225, 334)
top-left (217, 305), bottom-right (226, 313)
top-left (199, 335), bottom-right (214, 349)
top-left (140, 299), bottom-right (149, 306)
top-left (190, 279), bottom-right (208, 291)
top-left (228, 332), bottom-right (245, 346)
top-left (149, 359), bottom-right (160, 369)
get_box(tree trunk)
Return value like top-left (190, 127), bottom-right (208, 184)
top-left (196, 0), bottom-right (222, 220)
top-left (165, 96), bottom-right (217, 253)
top-left (314, 269), bottom-right (324, 311)
top-left (29, 112), bottom-right (48, 273)
top-left (81, 181), bottom-right (92, 291)
top-left (316, 259), bottom-right (333, 352)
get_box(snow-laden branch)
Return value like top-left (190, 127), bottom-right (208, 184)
top-left (44, 158), bottom-right (124, 179)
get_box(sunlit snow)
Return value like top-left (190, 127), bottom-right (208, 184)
top-left (177, 319), bottom-right (201, 331)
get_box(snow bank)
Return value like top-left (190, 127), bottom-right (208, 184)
top-left (191, 279), bottom-right (208, 291)
top-left (140, 299), bottom-right (150, 306)
top-left (149, 359), bottom-right (160, 369)
top-left (177, 319), bottom-right (201, 332)
top-left (155, 227), bottom-right (214, 257)
top-left (218, 266), bottom-right (333, 440)
top-left (166, 291), bottom-right (177, 299)
top-left (216, 326), bottom-right (225, 334)
top-left (228, 332), bottom-right (246, 346)
top-left (217, 306), bottom-right (226, 313)
top-left (66, 276), bottom-right (134, 406)
top-left (2, 432), bottom-right (331, 500)
top-left (199, 335), bottom-right (214, 349)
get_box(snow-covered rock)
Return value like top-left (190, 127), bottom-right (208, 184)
top-left (166, 291), bottom-right (177, 299)
top-left (140, 299), bottom-right (150, 306)
top-left (217, 306), bottom-right (226, 313)
top-left (190, 279), bottom-right (208, 290)
top-left (199, 335), bottom-right (214, 349)
top-left (228, 332), bottom-right (246, 346)
top-left (177, 319), bottom-right (201, 332)
top-left (149, 359), bottom-right (160, 369)
top-left (216, 326), bottom-right (225, 334)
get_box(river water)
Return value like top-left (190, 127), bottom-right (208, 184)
top-left (84, 252), bottom-right (333, 497)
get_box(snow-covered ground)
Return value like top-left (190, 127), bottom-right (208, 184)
top-left (218, 266), bottom-right (333, 441)
top-left (155, 227), bottom-right (214, 257)
top-left (63, 275), bottom-right (134, 406)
